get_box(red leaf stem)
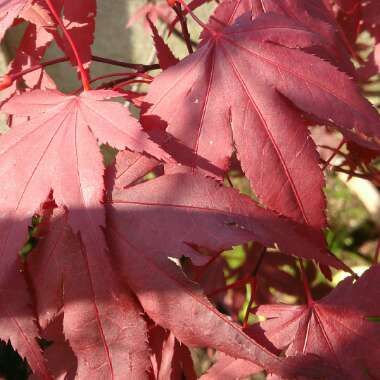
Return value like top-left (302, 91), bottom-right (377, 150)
top-left (43, 0), bottom-right (91, 90)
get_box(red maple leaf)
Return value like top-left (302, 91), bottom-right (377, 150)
top-left (203, 0), bottom-right (354, 75)
top-left (107, 171), bottom-right (346, 268)
top-left (248, 265), bottom-right (380, 379)
top-left (0, 1), bottom-right (379, 378)
top-left (27, 207), bottom-right (151, 379)
top-left (106, 170), bottom-right (350, 377)
top-left (143, 12), bottom-right (380, 230)
top-left (0, 89), bottom-right (166, 377)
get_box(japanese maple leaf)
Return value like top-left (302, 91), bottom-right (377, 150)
top-left (204, 0), bottom-right (354, 74)
top-left (107, 172), bottom-right (346, 269)
top-left (203, 0), bottom-right (338, 31)
top-left (143, 12), bottom-right (380, 229)
top-left (0, 89), bottom-right (165, 377)
top-left (27, 207), bottom-right (151, 379)
top-left (248, 265), bottom-right (380, 380)
top-left (106, 175), bottom-right (345, 379)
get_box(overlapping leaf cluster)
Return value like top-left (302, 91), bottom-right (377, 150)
top-left (0, 0), bottom-right (379, 379)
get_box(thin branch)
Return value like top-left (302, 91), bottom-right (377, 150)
top-left (91, 55), bottom-right (160, 72)
top-left (0, 57), bottom-right (68, 90)
top-left (322, 138), bottom-right (346, 171)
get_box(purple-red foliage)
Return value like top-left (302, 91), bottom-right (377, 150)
top-left (0, 0), bottom-right (379, 379)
